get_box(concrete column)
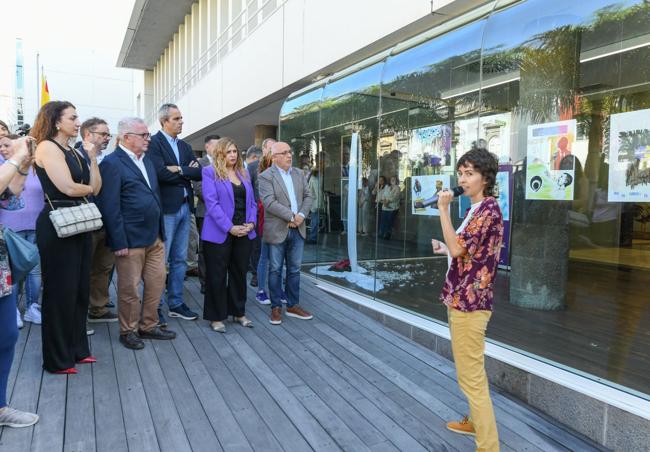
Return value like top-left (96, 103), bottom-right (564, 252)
top-left (254, 124), bottom-right (277, 146)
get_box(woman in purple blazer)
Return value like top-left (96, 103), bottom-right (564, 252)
top-left (201, 137), bottom-right (257, 332)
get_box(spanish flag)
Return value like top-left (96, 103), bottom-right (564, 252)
top-left (40, 73), bottom-right (50, 106)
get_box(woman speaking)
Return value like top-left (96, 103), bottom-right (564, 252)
top-left (432, 148), bottom-right (503, 452)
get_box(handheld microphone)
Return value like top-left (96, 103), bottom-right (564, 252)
top-left (414, 186), bottom-right (464, 209)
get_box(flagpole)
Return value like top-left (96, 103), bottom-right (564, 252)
top-left (36, 53), bottom-right (40, 110)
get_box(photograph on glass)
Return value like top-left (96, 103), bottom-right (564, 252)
top-left (607, 108), bottom-right (650, 202)
top-left (525, 119), bottom-right (577, 201)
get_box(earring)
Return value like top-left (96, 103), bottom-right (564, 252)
top-left (56, 126), bottom-right (60, 131)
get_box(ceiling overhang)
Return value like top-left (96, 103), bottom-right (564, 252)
top-left (117, 0), bottom-right (196, 70)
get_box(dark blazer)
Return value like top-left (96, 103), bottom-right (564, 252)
top-left (247, 159), bottom-right (261, 202)
top-left (191, 155), bottom-right (211, 219)
top-left (147, 131), bottom-right (201, 214)
top-left (96, 147), bottom-right (165, 251)
top-left (201, 165), bottom-right (257, 245)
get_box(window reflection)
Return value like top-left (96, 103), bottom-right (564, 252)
top-left (278, 0), bottom-right (650, 399)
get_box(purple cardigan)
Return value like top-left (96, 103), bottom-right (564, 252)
top-left (201, 165), bottom-right (257, 244)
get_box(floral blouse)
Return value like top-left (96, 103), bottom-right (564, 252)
top-left (440, 197), bottom-right (503, 312)
top-left (0, 188), bottom-right (23, 297)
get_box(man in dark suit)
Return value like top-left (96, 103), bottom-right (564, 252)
top-left (244, 144), bottom-right (264, 287)
top-left (147, 103), bottom-right (201, 325)
top-left (97, 117), bottom-right (176, 350)
top-left (191, 134), bottom-right (220, 293)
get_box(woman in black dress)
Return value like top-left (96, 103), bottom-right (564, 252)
top-left (31, 101), bottom-right (102, 374)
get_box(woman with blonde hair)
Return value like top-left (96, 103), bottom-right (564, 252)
top-left (201, 137), bottom-right (256, 332)
top-left (31, 101), bottom-right (102, 374)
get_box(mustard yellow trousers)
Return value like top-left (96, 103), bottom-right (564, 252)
top-left (448, 307), bottom-right (499, 452)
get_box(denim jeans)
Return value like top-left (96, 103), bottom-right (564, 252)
top-left (268, 228), bottom-right (304, 309)
top-left (308, 211), bottom-right (319, 241)
top-left (257, 242), bottom-right (269, 292)
top-left (161, 202), bottom-right (190, 309)
top-left (12, 230), bottom-right (41, 309)
top-left (379, 209), bottom-right (396, 238)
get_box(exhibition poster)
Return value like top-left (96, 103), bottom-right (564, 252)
top-left (608, 108), bottom-right (650, 202)
top-left (409, 124), bottom-right (452, 168)
top-left (411, 174), bottom-right (451, 216)
top-left (525, 119), bottom-right (577, 201)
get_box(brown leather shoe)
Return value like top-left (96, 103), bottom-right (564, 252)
top-left (286, 305), bottom-right (313, 320)
top-left (270, 307), bottom-right (282, 325)
top-left (185, 267), bottom-right (199, 277)
top-left (446, 416), bottom-right (476, 436)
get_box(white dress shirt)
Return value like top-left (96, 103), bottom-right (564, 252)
top-left (120, 145), bottom-right (151, 188)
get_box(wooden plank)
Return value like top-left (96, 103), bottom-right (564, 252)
top-left (223, 330), bottom-right (340, 451)
top-left (177, 318), bottom-right (285, 452)
top-left (305, 285), bottom-right (588, 451)
top-left (244, 303), bottom-right (390, 448)
top-left (29, 372), bottom-right (66, 452)
top-left (198, 323), bottom-right (315, 452)
top-left (91, 323), bottom-right (128, 452)
top-left (4, 319), bottom-right (30, 405)
top-left (109, 322), bottom-right (160, 452)
top-left (1, 322), bottom-right (43, 451)
top-left (277, 308), bottom-right (472, 451)
top-left (314, 321), bottom-right (545, 452)
top-left (169, 325), bottom-right (253, 452)
top-left (133, 338), bottom-right (192, 452)
top-left (64, 354), bottom-right (96, 452)
top-left (150, 339), bottom-right (223, 452)
top-left (245, 303), bottom-right (443, 452)
top-left (289, 384), bottom-right (371, 452)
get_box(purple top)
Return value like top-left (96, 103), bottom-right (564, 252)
top-left (0, 169), bottom-right (44, 232)
top-left (440, 197), bottom-right (503, 312)
top-left (200, 165), bottom-right (257, 244)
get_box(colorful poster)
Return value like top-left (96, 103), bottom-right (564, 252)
top-left (608, 109), bottom-right (650, 202)
top-left (408, 124), bottom-right (452, 168)
top-left (495, 170), bottom-right (510, 221)
top-left (411, 174), bottom-right (451, 216)
top-left (525, 120), bottom-right (577, 201)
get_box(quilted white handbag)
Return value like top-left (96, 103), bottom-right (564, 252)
top-left (47, 195), bottom-right (103, 238)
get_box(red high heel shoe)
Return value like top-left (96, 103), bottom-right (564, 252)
top-left (77, 356), bottom-right (97, 364)
top-left (52, 368), bottom-right (77, 375)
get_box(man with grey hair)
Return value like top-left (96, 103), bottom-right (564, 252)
top-left (148, 104), bottom-right (201, 326)
top-left (96, 117), bottom-right (176, 349)
top-left (259, 141), bottom-right (313, 325)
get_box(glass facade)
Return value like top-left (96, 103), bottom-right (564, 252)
top-left (279, 0), bottom-right (650, 399)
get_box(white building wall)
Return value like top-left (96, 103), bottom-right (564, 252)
top-left (144, 0), bottom-right (455, 135)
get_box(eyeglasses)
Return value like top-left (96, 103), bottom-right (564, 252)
top-left (125, 132), bottom-right (151, 140)
top-left (89, 131), bottom-right (112, 138)
top-left (274, 150), bottom-right (292, 156)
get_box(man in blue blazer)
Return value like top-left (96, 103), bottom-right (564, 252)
top-left (147, 103), bottom-right (201, 324)
top-left (97, 117), bottom-right (176, 350)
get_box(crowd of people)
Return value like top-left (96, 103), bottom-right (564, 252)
top-left (0, 105), bottom-right (504, 452)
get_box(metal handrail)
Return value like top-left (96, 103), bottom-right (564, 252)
top-left (146, 0), bottom-right (282, 125)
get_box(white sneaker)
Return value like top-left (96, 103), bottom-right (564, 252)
top-left (23, 304), bottom-right (42, 325)
top-left (16, 308), bottom-right (23, 329)
top-left (0, 406), bottom-right (39, 428)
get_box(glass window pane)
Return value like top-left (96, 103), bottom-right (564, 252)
top-left (483, 0), bottom-right (650, 397)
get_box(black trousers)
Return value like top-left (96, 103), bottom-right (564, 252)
top-left (203, 236), bottom-right (253, 321)
top-left (36, 210), bottom-right (92, 372)
top-left (196, 216), bottom-right (206, 287)
top-left (249, 235), bottom-right (261, 276)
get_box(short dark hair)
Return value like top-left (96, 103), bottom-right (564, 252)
top-left (80, 117), bottom-right (107, 139)
top-left (204, 134), bottom-right (221, 143)
top-left (457, 148), bottom-right (498, 197)
top-left (246, 145), bottom-right (262, 160)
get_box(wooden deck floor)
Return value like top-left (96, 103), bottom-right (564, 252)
top-left (0, 276), bottom-right (604, 451)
